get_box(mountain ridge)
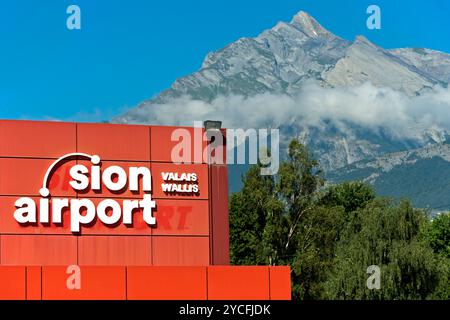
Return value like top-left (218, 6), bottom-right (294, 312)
top-left (114, 11), bottom-right (450, 209)
top-left (126, 11), bottom-right (448, 109)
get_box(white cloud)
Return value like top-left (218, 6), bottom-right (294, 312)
top-left (118, 82), bottom-right (450, 142)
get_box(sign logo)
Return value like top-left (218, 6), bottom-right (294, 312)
top-left (13, 153), bottom-right (157, 233)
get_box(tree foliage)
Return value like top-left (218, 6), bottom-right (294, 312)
top-left (229, 138), bottom-right (449, 300)
top-left (425, 213), bottom-right (450, 259)
top-left (324, 199), bottom-right (446, 299)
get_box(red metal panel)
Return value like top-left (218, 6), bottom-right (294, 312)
top-left (78, 236), bottom-right (151, 265)
top-left (1, 266), bottom-right (290, 300)
top-left (0, 266), bottom-right (26, 300)
top-left (0, 196), bottom-right (72, 235)
top-left (150, 126), bottom-right (207, 163)
top-left (26, 266), bottom-right (42, 300)
top-left (0, 121), bottom-right (247, 300)
top-left (77, 123), bottom-right (150, 161)
top-left (0, 235), bottom-right (77, 266)
top-left (153, 200), bottom-right (209, 236)
top-left (151, 163), bottom-right (209, 199)
top-left (0, 120), bottom-right (76, 158)
top-left (76, 160), bottom-right (151, 199)
top-left (42, 266), bottom-right (126, 300)
top-left (152, 236), bottom-right (210, 266)
top-left (127, 266), bottom-right (207, 300)
top-left (210, 165), bottom-right (230, 265)
top-left (207, 266), bottom-right (270, 300)
top-left (0, 158), bottom-right (75, 197)
top-left (269, 266), bottom-right (291, 300)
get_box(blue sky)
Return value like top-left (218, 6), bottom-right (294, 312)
top-left (0, 0), bottom-right (449, 121)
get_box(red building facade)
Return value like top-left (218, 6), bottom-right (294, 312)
top-left (0, 120), bottom-right (291, 300)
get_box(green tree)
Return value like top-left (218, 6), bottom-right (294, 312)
top-left (320, 181), bottom-right (375, 214)
top-left (291, 181), bottom-right (376, 299)
top-left (422, 213), bottom-right (450, 299)
top-left (291, 205), bottom-right (345, 299)
top-left (324, 199), bottom-right (446, 299)
top-left (425, 213), bottom-right (450, 258)
top-left (276, 140), bottom-right (324, 257)
top-left (230, 139), bottom-right (332, 299)
top-left (229, 164), bottom-right (285, 265)
top-left (229, 138), bottom-right (448, 300)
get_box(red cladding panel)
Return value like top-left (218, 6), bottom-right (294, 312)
top-left (152, 236), bottom-right (210, 266)
top-left (76, 160), bottom-right (151, 199)
top-left (127, 266), bottom-right (207, 300)
top-left (151, 163), bottom-right (209, 199)
top-left (0, 235), bottom-right (77, 266)
top-left (78, 236), bottom-right (151, 265)
top-left (0, 120), bottom-right (76, 158)
top-left (151, 126), bottom-right (207, 163)
top-left (0, 196), bottom-right (72, 235)
top-left (207, 266), bottom-right (270, 300)
top-left (77, 123), bottom-right (150, 161)
top-left (153, 200), bottom-right (209, 236)
top-left (0, 265), bottom-right (290, 300)
top-left (269, 266), bottom-right (291, 300)
top-left (0, 266), bottom-right (26, 300)
top-left (42, 266), bottom-right (126, 300)
top-left (210, 165), bottom-right (230, 265)
top-left (26, 266), bottom-right (42, 300)
top-left (0, 158), bottom-right (75, 197)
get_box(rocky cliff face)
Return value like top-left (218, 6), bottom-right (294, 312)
top-left (117, 11), bottom-right (446, 108)
top-left (113, 11), bottom-right (450, 208)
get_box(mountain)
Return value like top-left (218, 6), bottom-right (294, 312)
top-left (114, 11), bottom-right (450, 209)
top-left (117, 11), bottom-right (447, 110)
top-left (390, 48), bottom-right (450, 84)
top-left (327, 143), bottom-right (450, 211)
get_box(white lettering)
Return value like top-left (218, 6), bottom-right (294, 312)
top-left (14, 198), bottom-right (37, 224)
top-left (129, 167), bottom-right (152, 192)
top-left (97, 199), bottom-right (122, 225)
top-left (69, 164), bottom-right (89, 190)
top-left (102, 165), bottom-right (127, 191)
top-left (70, 199), bottom-right (96, 233)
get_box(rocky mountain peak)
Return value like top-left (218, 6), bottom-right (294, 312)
top-left (114, 11), bottom-right (450, 209)
top-left (289, 11), bottom-right (331, 38)
top-left (353, 35), bottom-right (379, 49)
